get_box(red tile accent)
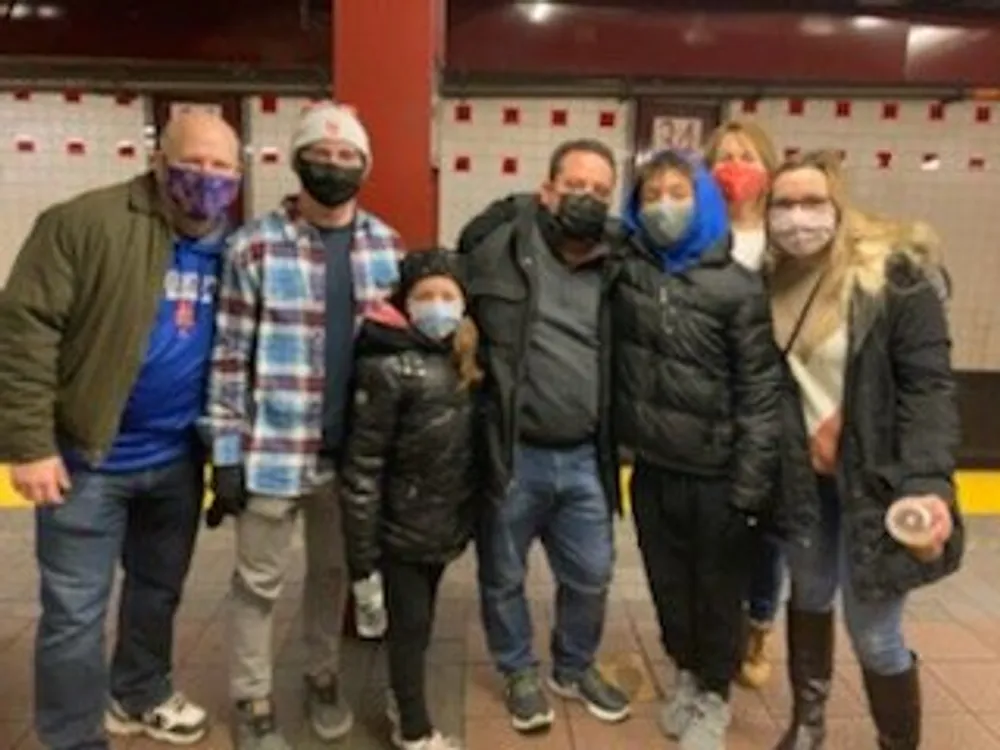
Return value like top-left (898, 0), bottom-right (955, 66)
top-left (741, 99), bottom-right (758, 114)
top-left (784, 147), bottom-right (801, 159)
top-left (502, 156), bottom-right (518, 175)
top-left (599, 110), bottom-right (617, 128)
top-left (261, 151), bottom-right (280, 164)
top-left (787, 98), bottom-right (805, 116)
top-left (15, 137), bottom-right (35, 152)
top-left (877, 150), bottom-right (893, 168)
top-left (970, 156), bottom-right (986, 170)
top-left (454, 155), bottom-right (471, 172)
top-left (66, 139), bottom-right (85, 155)
top-left (882, 102), bottom-right (899, 120)
top-left (976, 105), bottom-right (992, 123)
top-left (117, 143), bottom-right (136, 158)
top-left (260, 95), bottom-right (278, 114)
top-left (551, 109), bottom-right (568, 127)
top-left (503, 107), bottom-right (520, 125)
top-left (835, 100), bottom-right (852, 118)
top-left (929, 102), bottom-right (946, 121)
top-left (454, 103), bottom-right (472, 123)
top-left (114, 93), bottom-right (136, 106)
top-left (63, 90), bottom-right (82, 104)
top-left (13, 89), bottom-right (31, 101)
top-left (922, 152), bottom-right (940, 166)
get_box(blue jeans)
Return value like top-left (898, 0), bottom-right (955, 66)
top-left (748, 533), bottom-right (785, 623)
top-left (788, 477), bottom-right (912, 676)
top-left (34, 456), bottom-right (204, 750)
top-left (476, 443), bottom-right (614, 681)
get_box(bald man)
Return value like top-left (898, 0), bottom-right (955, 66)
top-left (0, 111), bottom-right (242, 750)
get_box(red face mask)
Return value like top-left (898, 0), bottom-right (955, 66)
top-left (713, 161), bottom-right (769, 205)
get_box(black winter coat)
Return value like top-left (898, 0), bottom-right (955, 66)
top-left (339, 317), bottom-right (477, 578)
top-left (610, 235), bottom-right (783, 514)
top-left (775, 253), bottom-right (964, 602)
top-left (457, 193), bottom-right (622, 512)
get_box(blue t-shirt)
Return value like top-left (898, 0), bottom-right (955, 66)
top-left (68, 230), bottom-right (227, 473)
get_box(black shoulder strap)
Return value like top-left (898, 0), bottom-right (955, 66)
top-left (780, 270), bottom-right (828, 358)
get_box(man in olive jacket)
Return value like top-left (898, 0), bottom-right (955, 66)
top-left (0, 111), bottom-right (241, 750)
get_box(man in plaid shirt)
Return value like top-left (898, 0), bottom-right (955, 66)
top-left (203, 102), bottom-right (404, 750)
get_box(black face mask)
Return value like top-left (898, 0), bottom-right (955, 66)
top-left (294, 155), bottom-right (364, 208)
top-left (552, 192), bottom-right (609, 243)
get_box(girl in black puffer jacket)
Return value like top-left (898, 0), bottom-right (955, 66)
top-left (340, 248), bottom-right (481, 750)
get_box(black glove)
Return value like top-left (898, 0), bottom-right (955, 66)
top-left (206, 466), bottom-right (247, 528)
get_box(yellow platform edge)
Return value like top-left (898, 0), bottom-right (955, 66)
top-left (0, 466), bottom-right (996, 514)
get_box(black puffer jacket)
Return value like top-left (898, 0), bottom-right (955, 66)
top-left (611, 236), bottom-right (783, 514)
top-left (340, 315), bottom-right (477, 578)
top-left (775, 253), bottom-right (964, 601)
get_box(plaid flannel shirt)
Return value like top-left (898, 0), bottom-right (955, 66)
top-left (204, 197), bottom-right (404, 498)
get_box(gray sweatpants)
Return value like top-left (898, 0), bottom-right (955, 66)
top-left (228, 480), bottom-right (348, 700)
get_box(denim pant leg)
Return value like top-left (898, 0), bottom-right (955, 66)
top-left (787, 480), bottom-right (841, 614)
top-left (748, 534), bottom-right (786, 624)
top-left (839, 531), bottom-right (912, 676)
top-left (541, 445), bottom-right (613, 682)
top-left (476, 446), bottom-right (551, 676)
top-left (36, 470), bottom-right (130, 750)
top-left (110, 457), bottom-right (204, 714)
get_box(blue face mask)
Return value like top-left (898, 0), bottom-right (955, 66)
top-left (408, 299), bottom-right (464, 339)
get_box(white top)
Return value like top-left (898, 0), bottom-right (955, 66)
top-left (731, 227), bottom-right (768, 271)
top-left (787, 326), bottom-right (848, 475)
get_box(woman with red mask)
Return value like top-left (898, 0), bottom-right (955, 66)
top-left (704, 119), bottom-right (783, 691)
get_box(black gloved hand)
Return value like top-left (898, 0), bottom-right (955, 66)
top-left (206, 466), bottom-right (247, 528)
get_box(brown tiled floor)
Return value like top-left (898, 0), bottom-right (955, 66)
top-left (3, 512), bottom-right (1000, 749)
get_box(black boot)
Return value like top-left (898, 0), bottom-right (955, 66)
top-left (862, 653), bottom-right (921, 750)
top-left (775, 609), bottom-right (834, 750)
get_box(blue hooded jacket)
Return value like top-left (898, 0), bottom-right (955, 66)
top-left (622, 150), bottom-right (730, 274)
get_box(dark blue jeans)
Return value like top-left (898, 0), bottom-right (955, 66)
top-left (476, 443), bottom-right (614, 682)
top-left (787, 477), bottom-right (910, 675)
top-left (34, 456), bottom-right (203, 750)
top-left (748, 533), bottom-right (785, 624)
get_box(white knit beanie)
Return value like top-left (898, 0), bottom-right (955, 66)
top-left (290, 101), bottom-right (372, 169)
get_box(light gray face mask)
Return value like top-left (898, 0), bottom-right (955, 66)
top-left (640, 200), bottom-right (695, 246)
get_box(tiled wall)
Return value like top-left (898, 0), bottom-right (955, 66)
top-left (0, 91), bottom-right (147, 285)
top-left (436, 97), bottom-right (634, 248)
top-left (1, 89), bottom-right (997, 369)
top-left (730, 97), bottom-right (1000, 370)
top-left (244, 95), bottom-right (314, 217)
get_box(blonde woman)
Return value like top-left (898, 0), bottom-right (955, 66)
top-left (765, 151), bottom-right (963, 750)
top-left (704, 119), bottom-right (783, 689)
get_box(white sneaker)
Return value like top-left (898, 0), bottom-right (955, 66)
top-left (394, 730), bottom-right (463, 750)
top-left (105, 691), bottom-right (208, 745)
top-left (353, 572), bottom-right (388, 639)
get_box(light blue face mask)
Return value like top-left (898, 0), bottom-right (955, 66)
top-left (640, 199), bottom-right (695, 247)
top-left (408, 299), bottom-right (464, 339)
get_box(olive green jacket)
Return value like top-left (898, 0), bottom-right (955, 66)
top-left (0, 173), bottom-right (176, 464)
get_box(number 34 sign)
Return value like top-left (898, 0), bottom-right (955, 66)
top-left (651, 116), bottom-right (705, 152)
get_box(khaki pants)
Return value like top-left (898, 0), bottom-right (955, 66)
top-left (229, 480), bottom-right (348, 700)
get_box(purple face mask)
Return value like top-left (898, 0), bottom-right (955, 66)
top-left (165, 165), bottom-right (240, 222)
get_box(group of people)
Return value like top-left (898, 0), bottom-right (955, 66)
top-left (0, 99), bottom-right (964, 750)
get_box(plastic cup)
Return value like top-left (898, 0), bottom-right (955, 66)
top-left (885, 497), bottom-right (935, 551)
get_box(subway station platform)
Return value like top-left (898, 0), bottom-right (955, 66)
top-left (2, 512), bottom-right (1000, 749)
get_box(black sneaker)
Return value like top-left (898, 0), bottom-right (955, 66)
top-left (233, 699), bottom-right (291, 750)
top-left (504, 669), bottom-right (555, 733)
top-left (548, 666), bottom-right (631, 723)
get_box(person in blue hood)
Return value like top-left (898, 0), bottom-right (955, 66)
top-left (610, 149), bottom-right (783, 750)
top-left (622, 148), bottom-right (730, 273)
